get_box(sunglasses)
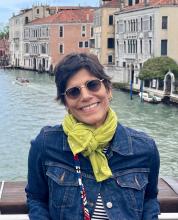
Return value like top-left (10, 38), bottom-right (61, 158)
top-left (62, 79), bottom-right (104, 99)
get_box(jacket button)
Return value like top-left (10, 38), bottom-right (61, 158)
top-left (106, 202), bottom-right (112, 208)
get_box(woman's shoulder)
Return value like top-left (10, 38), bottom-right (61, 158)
top-left (31, 124), bottom-right (65, 146)
top-left (117, 123), bottom-right (157, 150)
top-left (30, 124), bottom-right (66, 155)
top-left (124, 126), bottom-right (153, 141)
top-left (41, 124), bottom-right (63, 133)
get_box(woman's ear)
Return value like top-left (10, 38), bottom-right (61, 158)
top-left (108, 89), bottom-right (112, 102)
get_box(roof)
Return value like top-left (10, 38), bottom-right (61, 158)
top-left (29, 8), bottom-right (94, 25)
top-left (101, 0), bottom-right (120, 8)
top-left (120, 0), bottom-right (178, 13)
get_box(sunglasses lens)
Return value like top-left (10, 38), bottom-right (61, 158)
top-left (66, 87), bottom-right (80, 98)
top-left (87, 80), bottom-right (102, 92)
top-left (65, 79), bottom-right (103, 99)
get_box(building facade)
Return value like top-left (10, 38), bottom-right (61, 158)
top-left (91, 0), bottom-right (121, 66)
top-left (22, 8), bottom-right (94, 71)
top-left (0, 39), bottom-right (9, 66)
top-left (115, 0), bottom-right (178, 89)
top-left (9, 5), bottom-right (59, 68)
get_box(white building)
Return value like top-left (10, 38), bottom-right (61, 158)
top-left (9, 5), bottom-right (57, 68)
top-left (23, 24), bottom-right (50, 71)
top-left (115, 0), bottom-right (178, 90)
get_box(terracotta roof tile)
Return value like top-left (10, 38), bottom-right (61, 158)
top-left (29, 8), bottom-right (94, 25)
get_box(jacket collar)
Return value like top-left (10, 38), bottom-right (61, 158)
top-left (62, 123), bottom-right (133, 156)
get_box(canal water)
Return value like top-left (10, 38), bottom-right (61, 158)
top-left (0, 69), bottom-right (178, 180)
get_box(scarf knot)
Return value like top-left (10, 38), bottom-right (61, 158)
top-left (63, 107), bottom-right (118, 182)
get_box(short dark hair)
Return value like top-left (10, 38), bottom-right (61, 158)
top-left (55, 52), bottom-right (112, 105)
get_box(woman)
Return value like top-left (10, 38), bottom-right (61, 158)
top-left (26, 53), bottom-right (160, 220)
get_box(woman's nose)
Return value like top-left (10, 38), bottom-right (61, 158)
top-left (80, 87), bottom-right (92, 99)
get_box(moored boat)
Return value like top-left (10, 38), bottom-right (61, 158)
top-left (139, 92), bottom-right (162, 104)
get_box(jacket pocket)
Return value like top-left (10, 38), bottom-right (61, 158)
top-left (116, 171), bottom-right (149, 212)
top-left (46, 164), bottom-right (79, 208)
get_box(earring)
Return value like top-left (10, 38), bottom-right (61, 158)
top-left (65, 107), bottom-right (71, 114)
top-left (109, 95), bottom-right (113, 102)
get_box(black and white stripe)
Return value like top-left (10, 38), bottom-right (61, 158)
top-left (91, 147), bottom-right (109, 220)
top-left (91, 193), bottom-right (109, 220)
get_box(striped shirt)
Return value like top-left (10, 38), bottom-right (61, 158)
top-left (91, 193), bottom-right (109, 219)
top-left (91, 147), bottom-right (109, 220)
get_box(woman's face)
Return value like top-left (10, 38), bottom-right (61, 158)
top-left (65, 68), bottom-right (112, 128)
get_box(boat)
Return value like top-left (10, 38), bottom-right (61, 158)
top-left (0, 177), bottom-right (178, 219)
top-left (139, 92), bottom-right (162, 103)
top-left (14, 78), bottom-right (30, 86)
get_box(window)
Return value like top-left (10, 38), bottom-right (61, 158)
top-left (162, 16), bottom-right (168, 29)
top-left (108, 55), bottom-right (113, 64)
top-left (124, 41), bottom-right (126, 53)
top-left (161, 40), bottom-right (167, 55)
top-left (123, 62), bottom-right (126, 67)
top-left (41, 44), bottom-right (47, 54)
top-left (124, 20), bottom-right (126, 32)
top-left (59, 44), bottom-right (64, 54)
top-left (149, 40), bottom-right (152, 54)
top-left (128, 0), bottom-right (132, 6)
top-left (25, 17), bottom-right (29, 24)
top-left (107, 38), bottom-right (114, 48)
top-left (37, 9), bottom-right (39, 14)
top-left (59, 26), bottom-right (63, 37)
top-left (85, 41), bottom-right (89, 48)
top-left (109, 15), bottom-right (113, 25)
top-left (140, 39), bottom-right (142, 54)
top-left (24, 44), bottom-right (29, 53)
top-left (150, 16), bottom-right (152, 30)
top-left (144, 79), bottom-right (150, 87)
top-left (81, 25), bottom-right (86, 37)
top-left (79, 42), bottom-right (83, 48)
top-left (82, 26), bottom-right (86, 32)
top-left (135, 0), bottom-right (139, 3)
top-left (90, 39), bottom-right (95, 48)
top-left (140, 18), bottom-right (143, 31)
top-left (90, 27), bottom-right (94, 37)
top-left (136, 19), bottom-right (138, 31)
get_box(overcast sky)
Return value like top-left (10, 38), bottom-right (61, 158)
top-left (0, 0), bottom-right (99, 27)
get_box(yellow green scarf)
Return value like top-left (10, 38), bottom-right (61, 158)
top-left (62, 107), bottom-right (117, 182)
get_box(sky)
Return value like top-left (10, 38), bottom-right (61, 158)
top-left (0, 0), bottom-right (99, 28)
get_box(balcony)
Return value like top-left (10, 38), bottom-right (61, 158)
top-left (123, 53), bottom-right (138, 60)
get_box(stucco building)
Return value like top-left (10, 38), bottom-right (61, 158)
top-left (0, 39), bottom-right (9, 66)
top-left (22, 8), bottom-right (95, 71)
top-left (9, 5), bottom-right (60, 68)
top-left (115, 0), bottom-right (178, 89)
top-left (91, 0), bottom-right (121, 66)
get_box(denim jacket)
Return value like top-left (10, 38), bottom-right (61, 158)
top-left (25, 123), bottom-right (160, 220)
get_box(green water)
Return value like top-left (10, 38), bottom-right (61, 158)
top-left (0, 69), bottom-right (178, 180)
